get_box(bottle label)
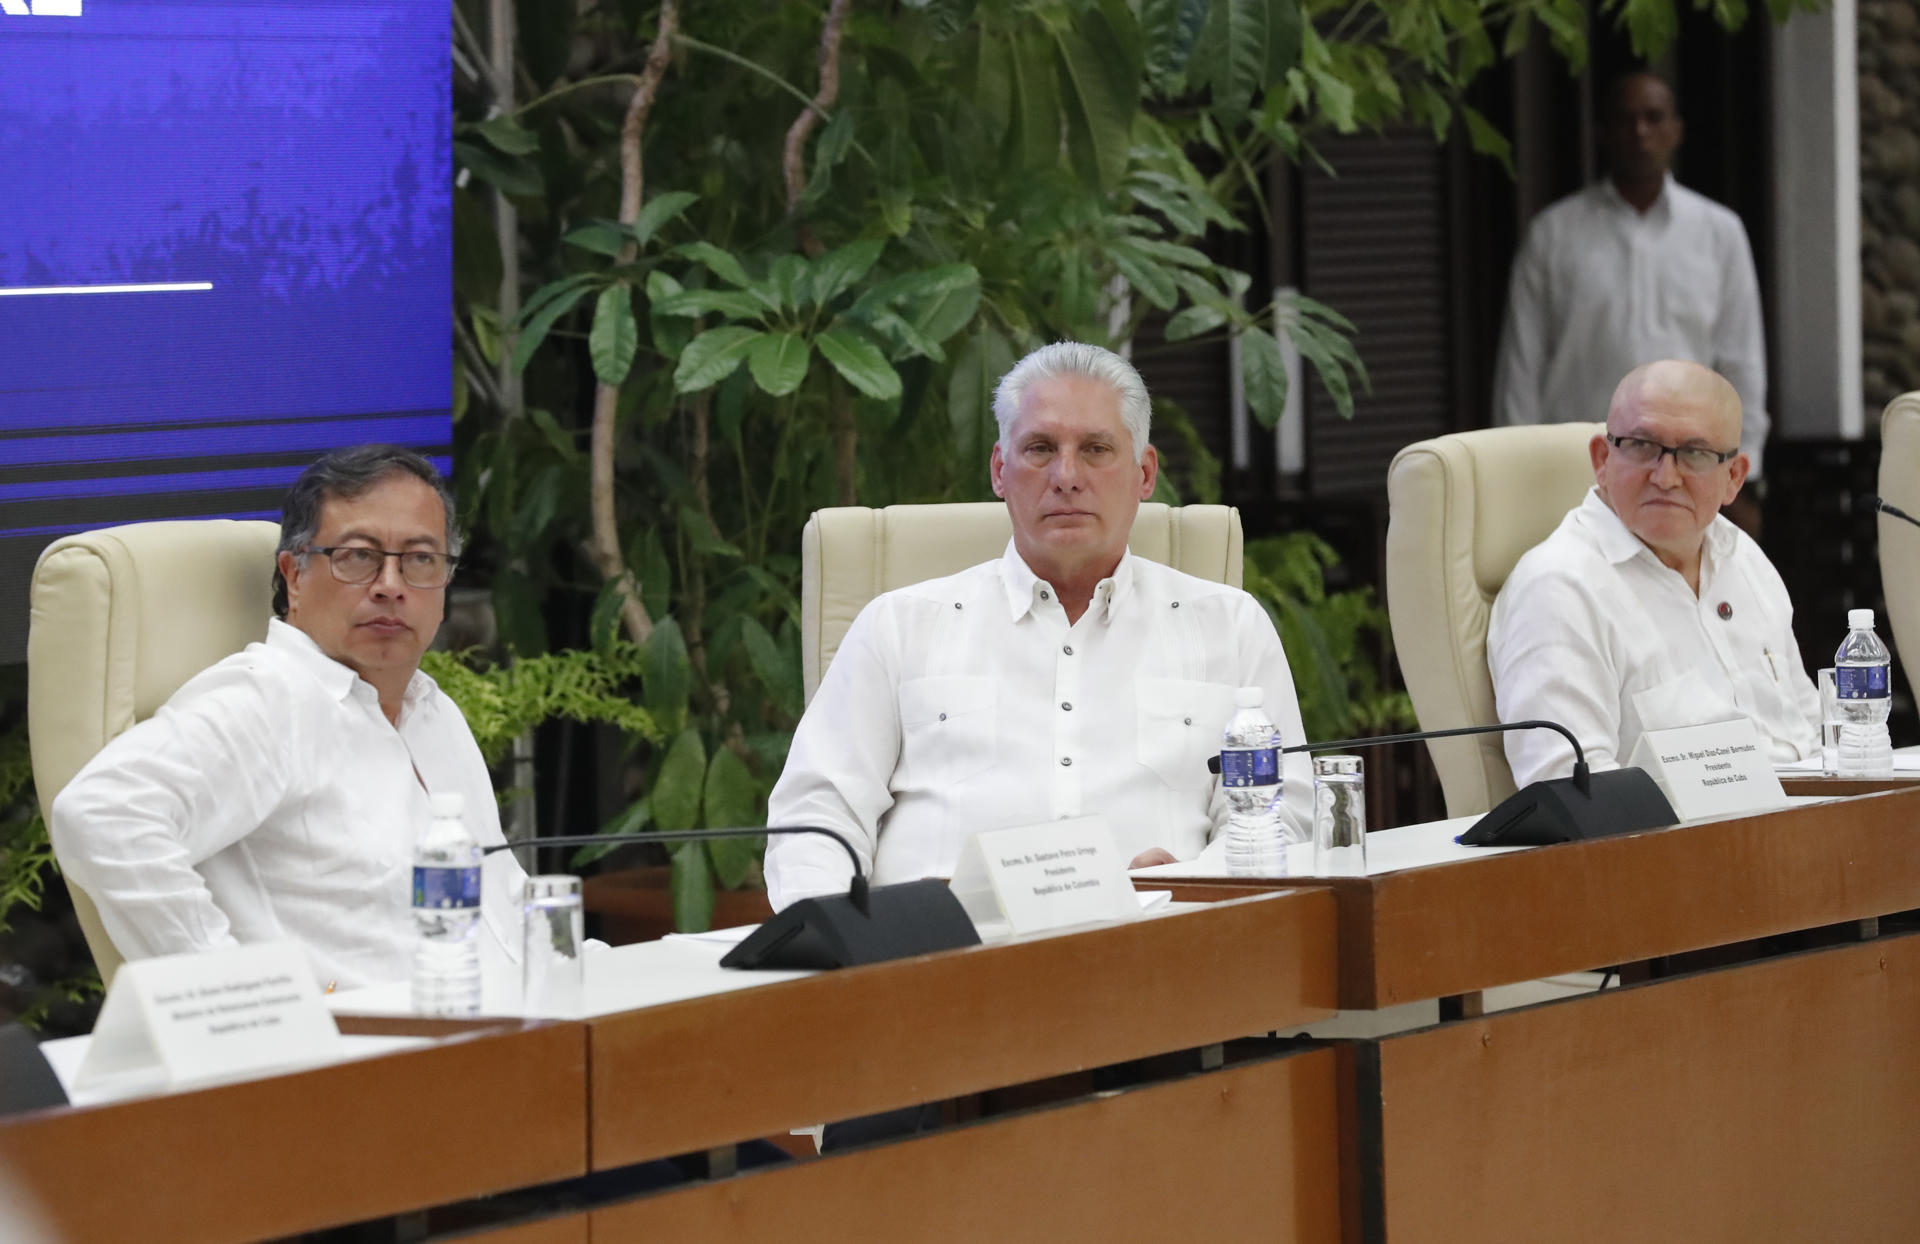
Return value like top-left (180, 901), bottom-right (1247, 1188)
top-left (1221, 747), bottom-right (1279, 787)
top-left (413, 866), bottom-right (480, 909)
top-left (1836, 665), bottom-right (1890, 699)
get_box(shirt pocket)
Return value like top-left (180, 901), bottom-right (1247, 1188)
top-left (1629, 669), bottom-right (1732, 736)
top-left (897, 675), bottom-right (998, 788)
top-left (1135, 677), bottom-right (1239, 790)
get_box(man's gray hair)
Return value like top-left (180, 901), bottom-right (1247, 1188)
top-left (991, 342), bottom-right (1152, 461)
top-left (272, 444), bottom-right (461, 618)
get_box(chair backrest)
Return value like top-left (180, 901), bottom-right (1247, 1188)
top-left (1384, 423), bottom-right (1603, 817)
top-left (27, 520), bottom-right (281, 984)
top-left (800, 502), bottom-right (1244, 702)
top-left (1881, 393), bottom-right (1920, 699)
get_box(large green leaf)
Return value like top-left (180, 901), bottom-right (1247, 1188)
top-left (670, 840), bottom-right (715, 932)
top-left (1141, 0), bottom-right (1210, 94)
top-left (948, 325), bottom-right (1014, 465)
top-left (589, 285), bottom-right (638, 386)
top-left (1007, 31), bottom-right (1061, 169)
top-left (1240, 323), bottom-right (1290, 429)
top-left (672, 241), bottom-right (755, 289)
top-left (510, 282), bottom-right (596, 374)
top-left (673, 326), bottom-right (760, 392)
top-left (470, 114), bottom-right (540, 155)
top-left (563, 223), bottom-right (630, 257)
top-left (806, 239), bottom-right (886, 308)
top-left (702, 747), bottom-right (761, 838)
top-left (1054, 8), bottom-right (1141, 190)
top-left (653, 288), bottom-right (768, 321)
top-left (1165, 303), bottom-right (1228, 341)
top-left (1460, 102), bottom-right (1513, 176)
top-left (706, 834), bottom-right (763, 893)
top-left (633, 190), bottom-right (699, 248)
top-left (1106, 240), bottom-right (1179, 309)
top-left (453, 140), bottom-right (543, 197)
top-left (740, 616), bottom-right (802, 719)
top-left (1191, 0), bottom-right (1271, 124)
top-left (747, 332), bottom-right (811, 396)
top-left (570, 796), bottom-right (648, 869)
top-left (652, 728), bottom-right (707, 832)
top-left (816, 328), bottom-right (904, 401)
top-left (679, 503), bottom-right (744, 558)
top-left (645, 619), bottom-right (693, 727)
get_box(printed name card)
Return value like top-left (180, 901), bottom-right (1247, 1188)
top-left (949, 816), bottom-right (1140, 938)
top-left (76, 941), bottom-right (341, 1092)
top-left (1627, 718), bottom-right (1788, 822)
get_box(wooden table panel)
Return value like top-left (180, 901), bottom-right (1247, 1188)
top-left (456, 1214), bottom-right (590, 1243)
top-left (1147, 788), bottom-right (1920, 1006)
top-left (593, 1050), bottom-right (1348, 1243)
top-left (1373, 931), bottom-right (1920, 1243)
top-left (587, 890), bottom-right (1338, 1168)
top-left (0, 1023), bottom-right (588, 1244)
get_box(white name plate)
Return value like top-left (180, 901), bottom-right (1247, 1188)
top-left (77, 941), bottom-right (341, 1092)
top-left (1628, 718), bottom-right (1788, 822)
top-left (949, 816), bottom-right (1140, 938)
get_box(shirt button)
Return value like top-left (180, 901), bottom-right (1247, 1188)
top-left (954, 602), bottom-right (963, 610)
top-left (1040, 589), bottom-right (1050, 600)
top-left (1171, 601), bottom-right (1180, 609)
top-left (938, 712), bottom-right (947, 721)
top-left (1063, 645), bottom-right (1074, 655)
top-left (1184, 716), bottom-right (1192, 725)
top-left (1061, 701), bottom-right (1073, 711)
top-left (1059, 756), bottom-right (1073, 767)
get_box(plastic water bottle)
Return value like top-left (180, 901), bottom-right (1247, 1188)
top-left (1834, 608), bottom-right (1895, 777)
top-left (1221, 687), bottom-right (1286, 874)
top-left (412, 792), bottom-right (482, 1015)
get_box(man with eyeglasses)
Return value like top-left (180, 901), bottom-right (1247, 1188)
top-left (49, 445), bottom-right (527, 990)
top-left (1487, 360), bottom-right (1820, 788)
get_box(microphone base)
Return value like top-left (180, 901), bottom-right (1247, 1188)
top-left (721, 878), bottom-right (981, 970)
top-left (1457, 767), bottom-right (1678, 847)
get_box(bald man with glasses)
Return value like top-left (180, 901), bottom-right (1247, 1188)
top-left (1487, 360), bottom-right (1821, 787)
top-left (50, 445), bottom-right (527, 990)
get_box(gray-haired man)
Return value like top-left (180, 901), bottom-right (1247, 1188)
top-left (50, 445), bottom-right (525, 990)
top-left (764, 342), bottom-right (1314, 909)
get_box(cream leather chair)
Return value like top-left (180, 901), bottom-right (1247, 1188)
top-left (1881, 393), bottom-right (1920, 696)
top-left (801, 501), bottom-right (1243, 701)
top-left (27, 519), bottom-right (281, 984)
top-left (1384, 424), bottom-right (1602, 817)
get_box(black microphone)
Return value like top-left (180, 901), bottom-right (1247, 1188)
top-left (1208, 719), bottom-right (1677, 847)
top-left (485, 824), bottom-right (980, 970)
top-left (1867, 494), bottom-right (1920, 531)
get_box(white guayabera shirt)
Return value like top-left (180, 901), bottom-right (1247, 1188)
top-left (50, 619), bottom-right (525, 990)
top-left (765, 542), bottom-right (1316, 909)
top-left (1493, 174), bottom-right (1771, 476)
top-left (1488, 489), bottom-right (1822, 788)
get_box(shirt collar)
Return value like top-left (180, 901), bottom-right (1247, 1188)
top-left (1599, 172), bottom-right (1674, 222)
top-left (1576, 486), bottom-right (1735, 569)
top-left (995, 540), bottom-right (1135, 625)
top-left (265, 617), bottom-right (436, 714)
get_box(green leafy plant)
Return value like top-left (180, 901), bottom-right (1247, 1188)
top-left (449, 0), bottom-right (1799, 929)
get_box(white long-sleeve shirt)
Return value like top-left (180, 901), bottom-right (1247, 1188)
top-left (764, 542), bottom-right (1315, 909)
top-left (1493, 175), bottom-right (1771, 477)
top-left (49, 619), bottom-right (525, 989)
top-left (1487, 489), bottom-right (1820, 787)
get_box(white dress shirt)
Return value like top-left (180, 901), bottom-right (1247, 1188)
top-left (1493, 175), bottom-right (1771, 476)
top-left (1487, 489), bottom-right (1821, 787)
top-left (50, 619), bottom-right (525, 990)
top-left (764, 542), bottom-right (1315, 909)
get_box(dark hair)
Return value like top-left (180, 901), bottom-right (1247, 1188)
top-left (1602, 68), bottom-right (1678, 120)
top-left (272, 444), bottom-right (461, 618)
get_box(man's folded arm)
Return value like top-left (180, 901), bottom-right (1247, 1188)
top-left (48, 661), bottom-right (299, 960)
top-left (763, 613), bottom-right (901, 910)
top-left (1488, 572), bottom-right (1624, 788)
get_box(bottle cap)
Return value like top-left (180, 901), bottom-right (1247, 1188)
top-left (430, 792), bottom-right (466, 818)
top-left (1234, 687), bottom-right (1265, 708)
top-left (1849, 608), bottom-right (1876, 630)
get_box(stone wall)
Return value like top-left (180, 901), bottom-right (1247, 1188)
top-left (1860, 0), bottom-right (1920, 411)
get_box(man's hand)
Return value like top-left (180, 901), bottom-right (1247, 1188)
top-left (1128, 847), bottom-right (1177, 869)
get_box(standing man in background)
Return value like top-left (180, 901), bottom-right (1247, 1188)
top-left (1493, 70), bottom-right (1770, 515)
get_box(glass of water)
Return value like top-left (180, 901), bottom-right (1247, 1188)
top-left (1312, 755), bottom-right (1367, 876)
top-left (1818, 667), bottom-right (1841, 776)
top-left (522, 875), bottom-right (585, 1018)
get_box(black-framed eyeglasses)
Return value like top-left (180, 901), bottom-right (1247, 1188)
top-left (303, 545), bottom-right (458, 589)
top-left (1604, 434), bottom-right (1739, 476)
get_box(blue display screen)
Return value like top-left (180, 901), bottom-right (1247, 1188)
top-left (0, 0), bottom-right (451, 660)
